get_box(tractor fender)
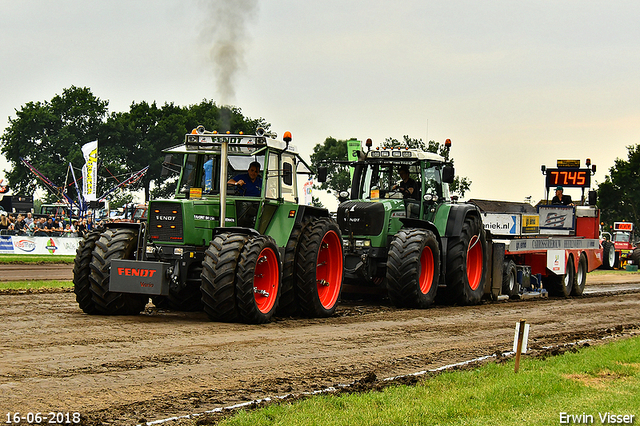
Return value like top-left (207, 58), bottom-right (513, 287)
top-left (296, 205), bottom-right (331, 222)
top-left (445, 204), bottom-right (483, 238)
top-left (400, 218), bottom-right (442, 246)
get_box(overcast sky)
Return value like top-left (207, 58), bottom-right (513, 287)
top-left (1, 0), bottom-right (639, 209)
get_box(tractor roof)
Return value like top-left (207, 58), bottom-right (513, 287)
top-left (163, 130), bottom-right (301, 156)
top-left (364, 147), bottom-right (445, 163)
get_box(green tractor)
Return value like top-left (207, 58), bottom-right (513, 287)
top-left (73, 126), bottom-right (344, 324)
top-left (325, 140), bottom-right (489, 308)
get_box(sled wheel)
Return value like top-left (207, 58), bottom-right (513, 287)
top-left (601, 241), bottom-right (615, 269)
top-left (572, 253), bottom-right (587, 296)
top-left (200, 233), bottom-right (248, 322)
top-left (386, 228), bottom-right (440, 308)
top-left (296, 218), bottom-right (344, 317)
top-left (73, 229), bottom-right (103, 314)
top-left (444, 215), bottom-right (488, 305)
top-left (502, 260), bottom-right (518, 298)
top-left (547, 254), bottom-right (574, 298)
top-left (235, 235), bottom-right (281, 324)
top-left (88, 228), bottom-right (148, 315)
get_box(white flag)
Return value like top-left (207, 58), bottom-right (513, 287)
top-left (82, 141), bottom-right (98, 201)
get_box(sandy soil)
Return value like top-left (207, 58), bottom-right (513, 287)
top-left (1, 265), bottom-right (640, 425)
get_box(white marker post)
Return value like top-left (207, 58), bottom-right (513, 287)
top-left (513, 319), bottom-right (529, 373)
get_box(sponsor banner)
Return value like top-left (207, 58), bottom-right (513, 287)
top-left (303, 179), bottom-right (313, 206)
top-left (0, 236), bottom-right (13, 254)
top-left (482, 213), bottom-right (521, 236)
top-left (505, 238), bottom-right (599, 253)
top-left (538, 205), bottom-right (575, 230)
top-left (82, 140), bottom-right (98, 202)
top-left (7, 236), bottom-right (81, 255)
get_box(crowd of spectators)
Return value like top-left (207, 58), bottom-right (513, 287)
top-left (0, 211), bottom-right (96, 238)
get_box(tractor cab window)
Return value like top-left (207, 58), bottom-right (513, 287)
top-left (423, 164), bottom-right (444, 200)
top-left (361, 163), bottom-right (421, 200)
top-left (178, 154), bottom-right (199, 197)
top-left (614, 232), bottom-right (631, 243)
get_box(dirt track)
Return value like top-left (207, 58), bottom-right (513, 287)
top-left (1, 267), bottom-right (640, 425)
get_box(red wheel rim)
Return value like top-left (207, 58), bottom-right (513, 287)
top-left (466, 235), bottom-right (483, 291)
top-left (253, 246), bottom-right (279, 314)
top-left (316, 230), bottom-right (343, 309)
top-left (419, 245), bottom-right (435, 294)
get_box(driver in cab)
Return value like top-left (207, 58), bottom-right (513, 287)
top-left (392, 165), bottom-right (418, 199)
top-left (228, 161), bottom-right (262, 196)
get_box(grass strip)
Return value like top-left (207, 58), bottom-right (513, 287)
top-left (211, 337), bottom-right (640, 426)
top-left (0, 254), bottom-right (75, 264)
top-left (0, 280), bottom-right (72, 290)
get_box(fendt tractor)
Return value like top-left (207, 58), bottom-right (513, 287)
top-left (324, 141), bottom-right (603, 308)
top-left (73, 126), bottom-right (344, 324)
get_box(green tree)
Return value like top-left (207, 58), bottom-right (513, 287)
top-left (2, 90), bottom-right (270, 204)
top-left (310, 137), bottom-right (354, 194)
top-left (597, 145), bottom-right (640, 231)
top-left (0, 86), bottom-right (108, 201)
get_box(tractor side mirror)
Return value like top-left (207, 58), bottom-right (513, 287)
top-left (161, 154), bottom-right (174, 178)
top-left (317, 166), bottom-right (328, 183)
top-left (442, 165), bottom-right (455, 184)
top-left (588, 190), bottom-right (597, 206)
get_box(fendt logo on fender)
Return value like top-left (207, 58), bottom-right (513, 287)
top-left (156, 215), bottom-right (176, 221)
top-left (117, 267), bottom-right (157, 278)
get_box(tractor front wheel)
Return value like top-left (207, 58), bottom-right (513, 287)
top-left (235, 235), bottom-right (281, 324)
top-left (88, 228), bottom-right (148, 315)
top-left (386, 228), bottom-right (440, 308)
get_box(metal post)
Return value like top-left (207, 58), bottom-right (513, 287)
top-left (219, 139), bottom-right (228, 228)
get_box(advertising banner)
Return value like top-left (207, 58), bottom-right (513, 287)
top-left (1, 236), bottom-right (82, 255)
top-left (82, 140), bottom-right (98, 201)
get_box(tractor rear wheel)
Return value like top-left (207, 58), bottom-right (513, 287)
top-left (572, 253), bottom-right (587, 296)
top-left (278, 217), bottom-right (313, 316)
top-left (235, 235), bottom-right (281, 324)
top-left (88, 228), bottom-right (149, 315)
top-left (200, 233), bottom-right (248, 322)
top-left (386, 228), bottom-right (440, 308)
top-left (444, 215), bottom-right (487, 305)
top-left (295, 218), bottom-right (344, 317)
top-left (73, 229), bottom-right (103, 314)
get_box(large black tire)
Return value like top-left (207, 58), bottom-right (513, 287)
top-left (601, 241), bottom-right (615, 269)
top-left (277, 217), bottom-right (313, 316)
top-left (386, 228), bottom-right (440, 308)
top-left (629, 249), bottom-right (640, 266)
top-left (502, 259), bottom-right (519, 298)
top-left (546, 254), bottom-right (574, 298)
top-left (444, 215), bottom-right (488, 305)
top-left (235, 235), bottom-right (281, 324)
top-left (153, 265), bottom-right (204, 312)
top-left (73, 229), bottom-right (103, 314)
top-left (88, 228), bottom-right (149, 315)
top-left (295, 218), bottom-right (344, 317)
top-left (200, 233), bottom-right (248, 322)
top-left (572, 253), bottom-right (587, 296)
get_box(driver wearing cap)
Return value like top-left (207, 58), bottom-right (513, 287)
top-left (551, 186), bottom-right (574, 206)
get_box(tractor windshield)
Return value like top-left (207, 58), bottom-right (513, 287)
top-left (358, 161), bottom-right (448, 201)
top-left (178, 153), bottom-right (265, 197)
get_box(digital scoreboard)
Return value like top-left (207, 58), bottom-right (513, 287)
top-left (545, 168), bottom-right (591, 188)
